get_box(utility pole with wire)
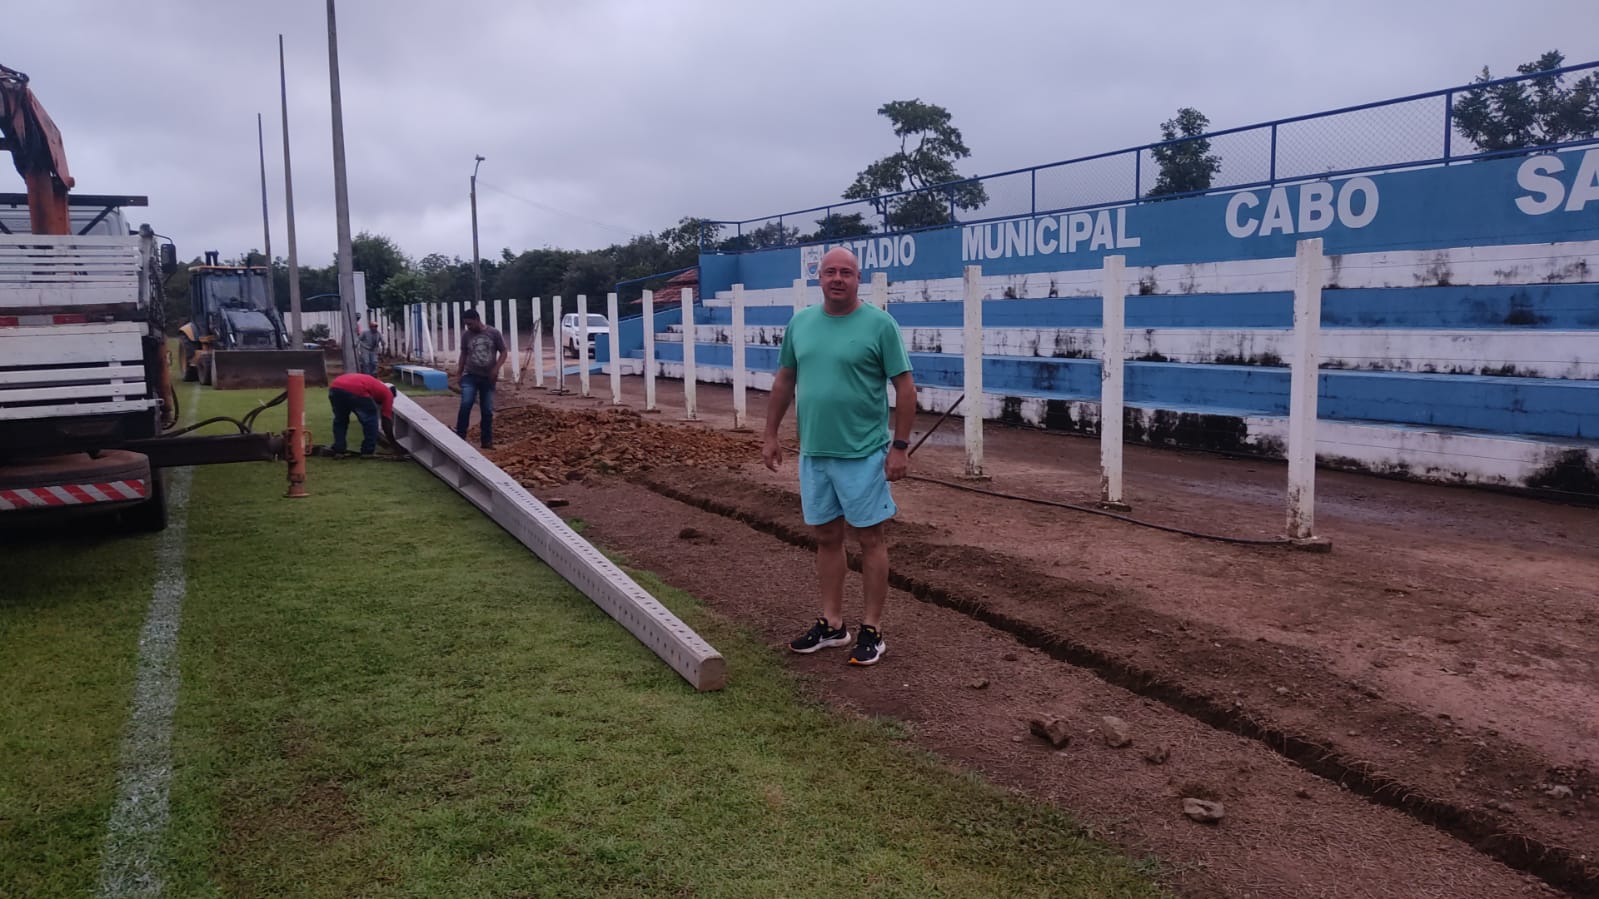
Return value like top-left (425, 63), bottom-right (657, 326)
top-left (471, 154), bottom-right (485, 311)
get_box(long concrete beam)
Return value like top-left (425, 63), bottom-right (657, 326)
top-left (391, 392), bottom-right (726, 691)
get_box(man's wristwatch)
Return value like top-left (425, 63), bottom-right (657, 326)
top-left (891, 439), bottom-right (910, 451)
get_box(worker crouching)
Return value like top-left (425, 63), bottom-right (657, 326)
top-left (328, 372), bottom-right (397, 456)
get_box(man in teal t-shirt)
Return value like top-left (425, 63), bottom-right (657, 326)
top-left (762, 246), bottom-right (916, 667)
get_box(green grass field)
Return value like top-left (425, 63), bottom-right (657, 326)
top-left (2, 381), bottom-right (1165, 898)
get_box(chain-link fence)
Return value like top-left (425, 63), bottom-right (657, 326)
top-left (706, 59), bottom-right (1599, 252)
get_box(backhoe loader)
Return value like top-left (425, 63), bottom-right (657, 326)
top-left (178, 253), bottom-right (327, 389)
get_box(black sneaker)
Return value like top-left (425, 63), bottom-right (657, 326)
top-left (789, 618), bottom-right (850, 654)
top-left (848, 625), bottom-right (887, 666)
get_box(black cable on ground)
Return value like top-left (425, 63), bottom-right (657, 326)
top-left (834, 393), bottom-right (1295, 546)
top-left (308, 445), bottom-right (410, 461)
top-left (902, 473), bottom-right (1292, 546)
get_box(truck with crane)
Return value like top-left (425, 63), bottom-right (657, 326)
top-left (0, 62), bottom-right (293, 533)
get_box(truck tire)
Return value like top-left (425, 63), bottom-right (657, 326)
top-left (199, 357), bottom-right (213, 385)
top-left (120, 467), bottom-right (169, 533)
top-left (180, 338), bottom-right (199, 381)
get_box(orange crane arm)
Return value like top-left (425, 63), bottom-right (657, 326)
top-left (0, 63), bottom-right (74, 235)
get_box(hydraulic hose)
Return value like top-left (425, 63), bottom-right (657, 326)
top-left (160, 391), bottom-right (287, 437)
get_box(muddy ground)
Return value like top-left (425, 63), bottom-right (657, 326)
top-left (416, 372), bottom-right (1596, 898)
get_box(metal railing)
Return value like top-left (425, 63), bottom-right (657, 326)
top-left (703, 60), bottom-right (1599, 252)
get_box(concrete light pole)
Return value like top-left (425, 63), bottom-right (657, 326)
top-left (256, 113), bottom-right (276, 320)
top-left (279, 34), bottom-right (303, 346)
top-left (327, 0), bottom-right (357, 372)
top-left (471, 154), bottom-right (485, 311)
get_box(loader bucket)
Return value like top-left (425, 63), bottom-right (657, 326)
top-left (210, 350), bottom-right (329, 390)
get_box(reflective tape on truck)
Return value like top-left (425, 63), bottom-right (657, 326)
top-left (0, 478), bottom-right (148, 509)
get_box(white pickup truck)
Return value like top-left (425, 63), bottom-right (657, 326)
top-left (561, 312), bottom-right (610, 359)
top-left (0, 197), bottom-right (175, 531)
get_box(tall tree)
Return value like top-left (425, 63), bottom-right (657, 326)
top-left (719, 221), bottom-right (799, 253)
top-left (804, 211), bottom-right (874, 243)
top-left (1147, 107), bottom-right (1222, 198)
top-left (558, 251), bottom-right (619, 309)
top-left (843, 99), bottom-right (988, 231)
top-left (348, 232), bottom-right (408, 299)
top-left (1453, 50), bottom-right (1599, 153)
top-left (658, 216), bottom-right (719, 268)
top-left (375, 269), bottom-right (434, 313)
top-left (497, 248), bottom-right (579, 303)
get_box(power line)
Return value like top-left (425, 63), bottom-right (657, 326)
top-left (475, 180), bottom-right (645, 239)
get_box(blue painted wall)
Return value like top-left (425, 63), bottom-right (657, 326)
top-left (702, 146), bottom-right (1599, 293)
top-left (640, 144), bottom-right (1599, 451)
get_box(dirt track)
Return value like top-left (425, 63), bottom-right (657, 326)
top-left (419, 375), bottom-right (1596, 897)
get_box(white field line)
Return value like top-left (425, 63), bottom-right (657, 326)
top-left (98, 385), bottom-right (197, 899)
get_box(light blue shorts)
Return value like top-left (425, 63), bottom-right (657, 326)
top-left (799, 447), bottom-right (897, 528)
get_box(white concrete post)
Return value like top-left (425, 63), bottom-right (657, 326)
top-left (607, 291), bottom-right (622, 405)
top-left (553, 294), bottom-right (566, 394)
top-left (488, 298), bottom-right (499, 334)
top-left (421, 304), bottom-right (431, 363)
top-left (577, 293), bottom-right (592, 397)
top-left (790, 279), bottom-right (806, 377)
top-left (401, 304), bottom-right (411, 361)
top-left (509, 299), bottom-right (521, 383)
top-left (642, 289), bottom-right (657, 411)
top-left (731, 282), bottom-right (747, 429)
top-left (1099, 255), bottom-right (1128, 509)
top-left (1287, 237), bottom-right (1326, 545)
top-left (435, 304), bottom-right (446, 362)
top-left (452, 301), bottom-right (463, 354)
top-left (871, 271), bottom-right (888, 310)
top-left (531, 299), bottom-right (545, 388)
top-left (962, 265), bottom-right (985, 478)
top-left (681, 286), bottom-right (698, 420)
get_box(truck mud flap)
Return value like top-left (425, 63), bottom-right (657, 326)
top-left (0, 449), bottom-right (150, 513)
top-left (210, 350), bottom-right (329, 390)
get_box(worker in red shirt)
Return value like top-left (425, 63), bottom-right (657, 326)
top-left (328, 372), bottom-right (397, 456)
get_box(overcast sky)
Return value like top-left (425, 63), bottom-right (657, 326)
top-left (5, 1), bottom-right (1591, 267)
